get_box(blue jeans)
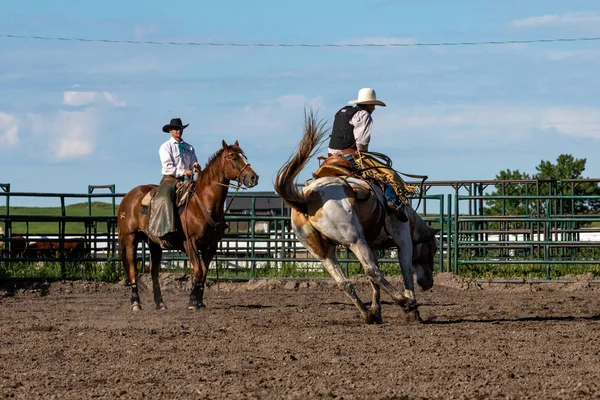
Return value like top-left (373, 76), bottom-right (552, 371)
top-left (344, 154), bottom-right (398, 204)
top-left (384, 183), bottom-right (400, 204)
top-left (343, 154), bottom-right (359, 169)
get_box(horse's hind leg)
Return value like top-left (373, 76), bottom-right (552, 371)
top-left (149, 241), bottom-right (166, 310)
top-left (320, 249), bottom-right (376, 324)
top-left (349, 241), bottom-right (421, 322)
top-left (294, 214), bottom-right (374, 324)
top-left (120, 233), bottom-right (141, 311)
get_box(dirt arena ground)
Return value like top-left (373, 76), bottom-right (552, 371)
top-left (1, 273), bottom-right (600, 400)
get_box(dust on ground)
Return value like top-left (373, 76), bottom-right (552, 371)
top-left (1, 273), bottom-right (599, 399)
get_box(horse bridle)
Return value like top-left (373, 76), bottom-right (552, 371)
top-left (225, 151), bottom-right (251, 184)
top-left (221, 150), bottom-right (252, 214)
top-left (189, 150), bottom-right (252, 229)
top-left (412, 237), bottom-right (436, 268)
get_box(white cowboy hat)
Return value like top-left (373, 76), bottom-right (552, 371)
top-left (348, 88), bottom-right (386, 107)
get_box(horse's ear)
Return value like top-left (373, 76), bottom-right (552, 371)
top-left (222, 140), bottom-right (228, 150)
top-left (234, 140), bottom-right (239, 147)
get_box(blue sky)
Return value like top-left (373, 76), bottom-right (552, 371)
top-left (1, 0), bottom-right (600, 205)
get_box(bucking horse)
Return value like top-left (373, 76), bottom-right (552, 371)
top-left (274, 111), bottom-right (438, 324)
top-left (118, 140), bottom-right (259, 311)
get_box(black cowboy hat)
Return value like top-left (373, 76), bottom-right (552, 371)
top-left (162, 118), bottom-right (189, 133)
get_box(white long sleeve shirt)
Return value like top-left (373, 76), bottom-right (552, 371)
top-left (159, 138), bottom-right (199, 178)
top-left (328, 109), bottom-right (373, 154)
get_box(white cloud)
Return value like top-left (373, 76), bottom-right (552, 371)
top-left (374, 104), bottom-right (600, 149)
top-left (0, 112), bottom-right (19, 148)
top-left (101, 92), bottom-right (127, 107)
top-left (63, 91), bottom-right (96, 107)
top-left (338, 36), bottom-right (416, 46)
top-left (63, 91), bottom-right (126, 107)
top-left (508, 12), bottom-right (600, 30)
top-left (28, 110), bottom-right (96, 160)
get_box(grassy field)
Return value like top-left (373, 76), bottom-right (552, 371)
top-left (1, 202), bottom-right (116, 234)
top-left (2, 259), bottom-right (599, 282)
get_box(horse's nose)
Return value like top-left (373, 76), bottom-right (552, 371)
top-left (250, 174), bottom-right (259, 185)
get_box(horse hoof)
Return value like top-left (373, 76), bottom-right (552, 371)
top-left (405, 309), bottom-right (422, 323)
top-left (131, 302), bottom-right (141, 312)
top-left (188, 303), bottom-right (205, 310)
top-left (368, 313), bottom-right (383, 325)
top-left (157, 303), bottom-right (167, 311)
top-left (368, 306), bottom-right (382, 323)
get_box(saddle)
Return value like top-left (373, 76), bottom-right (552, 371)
top-left (311, 155), bottom-right (373, 202)
top-left (140, 180), bottom-right (195, 215)
top-left (313, 155), bottom-right (355, 179)
top-left (139, 180), bottom-right (196, 250)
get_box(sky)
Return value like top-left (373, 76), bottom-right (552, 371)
top-left (1, 0), bottom-right (600, 206)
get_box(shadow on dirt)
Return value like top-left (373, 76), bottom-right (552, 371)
top-left (423, 314), bottom-right (600, 325)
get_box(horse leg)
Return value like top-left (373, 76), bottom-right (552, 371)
top-left (120, 233), bottom-right (141, 311)
top-left (389, 221), bottom-right (421, 322)
top-left (194, 245), bottom-right (218, 308)
top-left (368, 249), bottom-right (382, 324)
top-left (320, 248), bottom-right (376, 324)
top-left (293, 216), bottom-right (374, 324)
top-left (184, 240), bottom-right (205, 310)
top-left (148, 241), bottom-right (166, 310)
top-left (349, 240), bottom-right (421, 322)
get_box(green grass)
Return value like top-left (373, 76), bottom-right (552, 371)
top-left (0, 260), bottom-right (124, 282)
top-left (456, 263), bottom-right (600, 279)
top-left (3, 258), bottom-right (600, 282)
top-left (1, 202), bottom-right (116, 234)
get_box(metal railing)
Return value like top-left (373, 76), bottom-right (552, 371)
top-left (2, 179), bottom-right (600, 280)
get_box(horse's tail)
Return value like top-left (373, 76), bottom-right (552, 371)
top-left (274, 109), bottom-right (328, 214)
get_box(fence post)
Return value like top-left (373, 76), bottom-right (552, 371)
top-left (438, 195), bottom-right (444, 273)
top-left (453, 192), bottom-right (459, 275)
top-left (446, 194), bottom-right (452, 273)
top-left (250, 197), bottom-right (256, 277)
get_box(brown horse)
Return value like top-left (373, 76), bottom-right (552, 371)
top-left (118, 140), bottom-right (258, 311)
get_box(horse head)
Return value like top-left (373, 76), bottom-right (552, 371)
top-left (220, 140), bottom-right (259, 188)
top-left (413, 226), bottom-right (440, 291)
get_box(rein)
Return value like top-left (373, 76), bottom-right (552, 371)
top-left (357, 151), bottom-right (429, 211)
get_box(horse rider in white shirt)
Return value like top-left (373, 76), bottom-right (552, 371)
top-left (149, 118), bottom-right (200, 238)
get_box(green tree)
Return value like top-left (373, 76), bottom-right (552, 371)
top-left (485, 154), bottom-right (600, 217)
top-left (484, 169), bottom-right (532, 216)
top-left (535, 154), bottom-right (586, 180)
top-left (534, 154), bottom-right (600, 215)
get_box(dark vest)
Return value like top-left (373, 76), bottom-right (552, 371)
top-left (328, 106), bottom-right (363, 150)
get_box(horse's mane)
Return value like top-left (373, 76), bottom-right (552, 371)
top-left (199, 144), bottom-right (244, 183)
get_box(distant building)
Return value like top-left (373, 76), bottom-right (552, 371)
top-left (225, 192), bottom-right (289, 233)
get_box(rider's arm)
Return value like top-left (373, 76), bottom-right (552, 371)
top-left (351, 110), bottom-right (373, 152)
top-left (189, 146), bottom-right (199, 169)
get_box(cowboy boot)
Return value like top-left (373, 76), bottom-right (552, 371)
top-left (386, 200), bottom-right (408, 223)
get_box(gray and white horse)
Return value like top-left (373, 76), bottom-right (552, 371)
top-left (274, 112), bottom-right (438, 324)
